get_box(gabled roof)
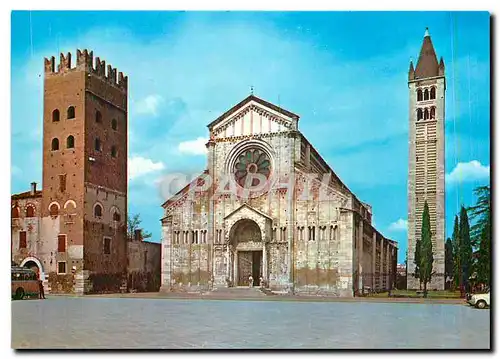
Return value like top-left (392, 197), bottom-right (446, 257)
top-left (12, 190), bottom-right (42, 201)
top-left (224, 203), bottom-right (273, 221)
top-left (414, 28), bottom-right (440, 79)
top-left (207, 94), bottom-right (300, 129)
top-left (161, 170), bottom-right (209, 208)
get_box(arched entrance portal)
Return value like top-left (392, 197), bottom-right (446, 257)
top-left (20, 257), bottom-right (44, 281)
top-left (228, 219), bottom-right (265, 287)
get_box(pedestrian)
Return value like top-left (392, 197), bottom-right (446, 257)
top-left (259, 276), bottom-right (264, 287)
top-left (248, 275), bottom-right (253, 288)
top-left (38, 279), bottom-right (46, 299)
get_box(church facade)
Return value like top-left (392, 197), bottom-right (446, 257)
top-left (160, 95), bottom-right (397, 297)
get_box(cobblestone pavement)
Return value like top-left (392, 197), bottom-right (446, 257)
top-left (12, 296), bottom-right (490, 349)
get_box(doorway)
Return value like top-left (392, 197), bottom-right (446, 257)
top-left (237, 250), bottom-right (262, 286)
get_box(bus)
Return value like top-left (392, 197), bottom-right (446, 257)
top-left (11, 266), bottom-right (40, 300)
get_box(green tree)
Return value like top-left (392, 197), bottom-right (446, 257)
top-left (475, 210), bottom-right (491, 286)
top-left (444, 238), bottom-right (454, 288)
top-left (413, 240), bottom-right (421, 289)
top-left (451, 215), bottom-right (461, 290)
top-left (418, 201), bottom-right (434, 298)
top-left (127, 213), bottom-right (152, 241)
top-left (459, 206), bottom-right (473, 293)
top-left (467, 185), bottom-right (491, 247)
top-left (467, 185), bottom-right (491, 287)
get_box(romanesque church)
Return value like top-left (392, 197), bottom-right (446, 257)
top-left (161, 95), bottom-right (398, 297)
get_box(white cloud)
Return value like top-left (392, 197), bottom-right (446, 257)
top-left (445, 160), bottom-right (490, 184)
top-left (128, 156), bottom-right (165, 180)
top-left (11, 165), bottom-right (22, 177)
top-left (388, 218), bottom-right (408, 232)
top-left (178, 137), bottom-right (208, 156)
top-left (133, 95), bottom-right (164, 117)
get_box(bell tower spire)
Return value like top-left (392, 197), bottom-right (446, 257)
top-left (414, 27), bottom-right (440, 79)
top-left (406, 28), bottom-right (446, 291)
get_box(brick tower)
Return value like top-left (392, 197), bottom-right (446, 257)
top-left (407, 28), bottom-right (446, 290)
top-left (42, 50), bottom-right (128, 293)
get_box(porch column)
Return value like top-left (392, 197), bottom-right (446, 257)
top-left (263, 242), bottom-right (267, 283)
top-left (226, 244), bottom-right (230, 283)
top-left (372, 231), bottom-right (376, 289)
top-left (233, 250), bottom-right (238, 286)
top-left (380, 239), bottom-right (385, 290)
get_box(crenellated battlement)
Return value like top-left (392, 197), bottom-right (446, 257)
top-left (44, 49), bottom-right (128, 92)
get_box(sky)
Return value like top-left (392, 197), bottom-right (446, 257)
top-left (10, 11), bottom-right (490, 263)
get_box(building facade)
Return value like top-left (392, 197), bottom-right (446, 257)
top-left (407, 29), bottom-right (446, 290)
top-left (160, 95), bottom-right (397, 297)
top-left (127, 230), bottom-right (161, 292)
top-left (11, 49), bottom-right (129, 294)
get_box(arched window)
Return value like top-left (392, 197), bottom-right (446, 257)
top-left (26, 205), bottom-right (35, 217)
top-left (113, 212), bottom-right (121, 222)
top-left (67, 106), bottom-right (75, 119)
top-left (424, 89), bottom-right (429, 101)
top-left (94, 204), bottom-right (103, 218)
top-left (430, 107), bottom-right (436, 119)
top-left (112, 119), bottom-right (117, 131)
top-left (111, 145), bottom-right (117, 158)
top-left (417, 108), bottom-right (423, 120)
top-left (424, 108), bottom-right (429, 120)
top-left (52, 109), bottom-right (60, 122)
top-left (67, 135), bottom-right (75, 149)
top-left (51, 138), bottom-right (59, 151)
top-left (95, 138), bottom-right (101, 152)
top-left (49, 203), bottom-right (59, 216)
top-left (430, 87), bottom-right (436, 100)
top-left (11, 206), bottom-right (19, 219)
top-left (417, 89), bottom-right (423, 102)
top-left (95, 110), bottom-right (102, 123)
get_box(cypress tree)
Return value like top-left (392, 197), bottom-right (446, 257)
top-left (419, 201), bottom-right (434, 297)
top-left (459, 206), bottom-right (473, 293)
top-left (444, 238), bottom-right (454, 289)
top-left (451, 215), bottom-right (460, 290)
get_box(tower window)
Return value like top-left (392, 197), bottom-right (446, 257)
top-left (59, 174), bottom-right (67, 193)
top-left (49, 203), bottom-right (59, 216)
top-left (417, 89), bottom-right (423, 102)
top-left (94, 203), bottom-right (103, 218)
top-left (11, 206), bottom-right (20, 219)
top-left (424, 108), bottom-right (429, 120)
top-left (424, 89), bottom-right (429, 101)
top-left (67, 106), bottom-right (75, 119)
top-left (430, 107), bottom-right (436, 119)
top-left (430, 87), bottom-right (436, 100)
top-left (113, 212), bottom-right (121, 222)
top-left (51, 138), bottom-right (59, 151)
top-left (112, 119), bottom-right (117, 131)
top-left (66, 135), bottom-right (75, 149)
top-left (103, 237), bottom-right (111, 255)
top-left (52, 109), bottom-right (60, 122)
top-left (417, 108), bottom-right (423, 121)
top-left (111, 145), bottom-right (117, 158)
top-left (26, 205), bottom-right (35, 217)
top-left (19, 231), bottom-right (27, 249)
top-left (95, 138), bottom-right (101, 152)
top-left (95, 110), bottom-right (102, 123)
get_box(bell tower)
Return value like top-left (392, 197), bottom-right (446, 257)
top-left (42, 49), bottom-right (128, 293)
top-left (407, 28), bottom-right (446, 290)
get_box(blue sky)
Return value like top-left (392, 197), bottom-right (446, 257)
top-left (11, 11), bottom-right (490, 263)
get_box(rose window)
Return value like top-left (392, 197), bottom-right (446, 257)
top-left (233, 148), bottom-right (271, 187)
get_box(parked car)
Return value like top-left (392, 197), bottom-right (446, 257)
top-left (467, 291), bottom-right (490, 309)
